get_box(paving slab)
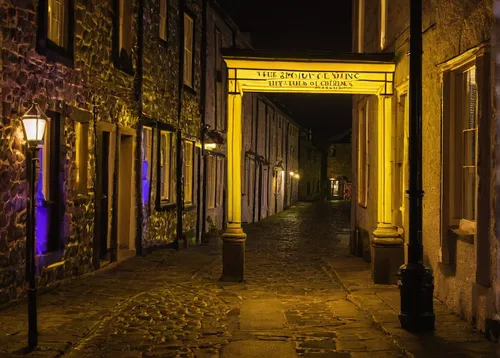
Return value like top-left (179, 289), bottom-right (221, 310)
top-left (239, 299), bottom-right (287, 331)
top-left (221, 340), bottom-right (297, 358)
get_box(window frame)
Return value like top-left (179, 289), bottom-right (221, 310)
top-left (183, 12), bottom-right (195, 89)
top-left (36, 0), bottom-right (75, 66)
top-left (74, 121), bottom-right (89, 196)
top-left (156, 126), bottom-right (177, 210)
top-left (357, 100), bottom-right (369, 208)
top-left (112, 0), bottom-right (134, 74)
top-left (159, 0), bottom-right (169, 43)
top-left (207, 155), bottom-right (216, 209)
top-left (357, 0), bottom-right (365, 53)
top-left (141, 126), bottom-right (154, 206)
top-left (183, 140), bottom-right (194, 205)
top-left (379, 0), bottom-right (387, 50)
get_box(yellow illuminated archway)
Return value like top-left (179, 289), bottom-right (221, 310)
top-left (220, 50), bottom-right (398, 282)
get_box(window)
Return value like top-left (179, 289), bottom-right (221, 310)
top-left (207, 155), bottom-right (216, 209)
top-left (394, 92), bottom-right (409, 227)
top-left (48, 0), bottom-right (67, 47)
top-left (38, 0), bottom-right (74, 62)
top-left (183, 140), bottom-right (194, 204)
top-left (357, 101), bottom-right (369, 207)
top-left (119, 0), bottom-right (132, 55)
top-left (217, 156), bottom-right (223, 206)
top-left (461, 68), bottom-right (478, 222)
top-left (357, 0), bottom-right (365, 53)
top-left (380, 0), bottom-right (387, 50)
top-left (75, 121), bottom-right (89, 195)
top-left (442, 59), bottom-right (480, 234)
top-left (215, 28), bottom-right (224, 130)
top-left (142, 127), bottom-right (153, 206)
top-left (159, 130), bottom-right (174, 203)
top-left (159, 0), bottom-right (168, 42)
top-left (183, 13), bottom-right (194, 87)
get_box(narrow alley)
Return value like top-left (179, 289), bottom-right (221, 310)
top-left (0, 202), bottom-right (496, 357)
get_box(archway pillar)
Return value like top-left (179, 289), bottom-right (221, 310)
top-left (221, 91), bottom-right (247, 282)
top-left (372, 95), bottom-right (404, 284)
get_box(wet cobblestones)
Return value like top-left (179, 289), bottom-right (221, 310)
top-left (66, 201), bottom-right (404, 357)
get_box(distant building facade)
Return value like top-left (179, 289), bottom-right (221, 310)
top-left (298, 130), bottom-right (322, 201)
top-left (0, 0), bottom-right (303, 305)
top-left (327, 131), bottom-right (352, 200)
top-left (353, 0), bottom-right (497, 333)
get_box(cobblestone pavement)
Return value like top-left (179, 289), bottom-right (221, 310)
top-left (0, 201), bottom-right (497, 357)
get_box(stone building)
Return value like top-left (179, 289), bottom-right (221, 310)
top-left (352, 0), bottom-right (498, 333)
top-left (327, 130), bottom-right (352, 200)
top-left (241, 96), bottom-right (301, 223)
top-left (0, 0), bottom-right (303, 304)
top-left (298, 129), bottom-right (322, 201)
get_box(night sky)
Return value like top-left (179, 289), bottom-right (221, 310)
top-left (217, 0), bottom-right (353, 148)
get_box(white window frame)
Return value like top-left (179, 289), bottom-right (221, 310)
top-left (183, 140), bottom-right (194, 204)
top-left (183, 13), bottom-right (194, 87)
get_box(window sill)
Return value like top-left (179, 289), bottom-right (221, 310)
top-left (156, 202), bottom-right (177, 212)
top-left (159, 38), bottom-right (168, 47)
top-left (37, 43), bottom-right (74, 68)
top-left (183, 204), bottom-right (197, 212)
top-left (449, 227), bottom-right (475, 245)
top-left (183, 84), bottom-right (197, 96)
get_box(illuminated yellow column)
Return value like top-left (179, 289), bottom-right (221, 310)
top-left (221, 91), bottom-right (247, 282)
top-left (371, 95), bottom-right (403, 284)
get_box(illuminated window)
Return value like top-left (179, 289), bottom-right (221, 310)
top-left (183, 13), bottom-right (194, 87)
top-left (442, 61), bottom-right (480, 234)
top-left (48, 0), bottom-right (67, 47)
top-left (357, 0), bottom-right (365, 53)
top-left (207, 155), bottom-right (216, 209)
top-left (183, 140), bottom-right (194, 204)
top-left (159, 0), bottom-right (168, 42)
top-left (380, 0), bottom-right (387, 50)
top-left (118, 0), bottom-right (132, 55)
top-left (159, 130), bottom-right (175, 203)
top-left (75, 122), bottom-right (89, 195)
top-left (357, 101), bottom-right (369, 207)
top-left (142, 127), bottom-right (153, 205)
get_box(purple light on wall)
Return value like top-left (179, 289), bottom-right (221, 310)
top-left (142, 160), bottom-right (150, 206)
top-left (35, 150), bottom-right (48, 255)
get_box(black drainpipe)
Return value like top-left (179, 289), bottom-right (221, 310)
top-left (198, 0), bottom-right (208, 243)
top-left (134, 0), bottom-right (145, 256)
top-left (284, 121), bottom-right (290, 208)
top-left (176, 2), bottom-right (185, 249)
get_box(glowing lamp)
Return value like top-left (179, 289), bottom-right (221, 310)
top-left (21, 103), bottom-right (48, 147)
top-left (289, 171), bottom-right (294, 176)
top-left (294, 174), bottom-right (300, 179)
top-left (204, 142), bottom-right (217, 150)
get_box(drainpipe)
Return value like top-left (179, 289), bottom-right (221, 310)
top-left (398, 0), bottom-right (434, 332)
top-left (284, 121), bottom-right (290, 208)
top-left (198, 0), bottom-right (208, 243)
top-left (134, 0), bottom-right (145, 256)
top-left (252, 97), bottom-right (258, 222)
top-left (110, 123), bottom-right (120, 262)
top-left (176, 3), bottom-right (185, 249)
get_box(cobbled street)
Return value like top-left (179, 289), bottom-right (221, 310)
top-left (1, 201), bottom-right (497, 357)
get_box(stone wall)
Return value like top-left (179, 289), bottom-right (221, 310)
top-left (299, 137), bottom-right (322, 201)
top-left (327, 143), bottom-right (352, 181)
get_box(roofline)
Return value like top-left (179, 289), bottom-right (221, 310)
top-left (221, 48), bottom-right (395, 64)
